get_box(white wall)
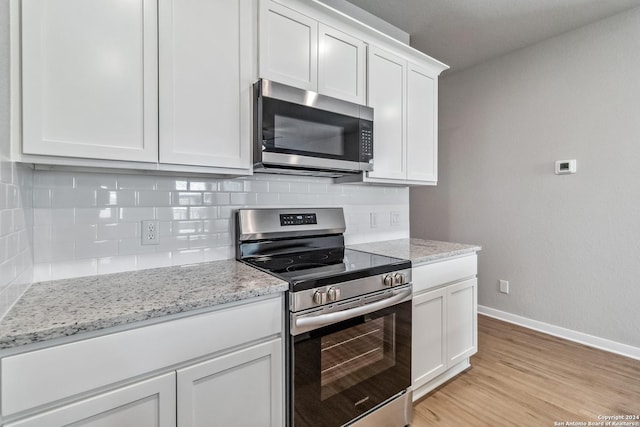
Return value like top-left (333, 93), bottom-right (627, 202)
top-left (0, 1), bottom-right (33, 319)
top-left (411, 7), bottom-right (640, 348)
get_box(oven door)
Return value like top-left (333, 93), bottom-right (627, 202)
top-left (290, 286), bottom-right (412, 427)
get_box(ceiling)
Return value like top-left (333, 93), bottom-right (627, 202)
top-left (346, 0), bottom-right (640, 72)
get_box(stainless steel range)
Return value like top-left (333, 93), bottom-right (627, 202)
top-left (236, 208), bottom-right (413, 427)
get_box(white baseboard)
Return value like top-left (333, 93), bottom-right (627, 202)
top-left (478, 305), bottom-right (640, 361)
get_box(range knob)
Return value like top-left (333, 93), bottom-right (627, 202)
top-left (327, 287), bottom-right (341, 302)
top-left (313, 290), bottom-right (327, 305)
top-left (383, 274), bottom-right (394, 287)
top-left (394, 272), bottom-right (406, 285)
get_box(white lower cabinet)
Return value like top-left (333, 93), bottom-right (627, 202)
top-left (6, 373), bottom-right (176, 427)
top-left (1, 296), bottom-right (284, 427)
top-left (177, 339), bottom-right (282, 427)
top-left (412, 255), bottom-right (478, 401)
top-left (412, 287), bottom-right (447, 387)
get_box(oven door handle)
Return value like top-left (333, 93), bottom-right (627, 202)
top-left (293, 287), bottom-right (412, 334)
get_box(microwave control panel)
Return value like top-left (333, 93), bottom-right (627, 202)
top-left (360, 120), bottom-right (373, 160)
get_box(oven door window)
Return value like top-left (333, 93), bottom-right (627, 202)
top-left (261, 98), bottom-right (360, 161)
top-left (292, 301), bottom-right (411, 427)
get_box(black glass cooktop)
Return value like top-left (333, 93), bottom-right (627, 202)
top-left (245, 248), bottom-right (411, 291)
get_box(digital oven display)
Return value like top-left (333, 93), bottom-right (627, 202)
top-left (280, 213), bottom-right (317, 226)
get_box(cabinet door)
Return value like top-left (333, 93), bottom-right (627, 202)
top-left (367, 46), bottom-right (406, 180)
top-left (177, 339), bottom-right (283, 427)
top-left (446, 278), bottom-right (478, 366)
top-left (158, 0), bottom-right (253, 171)
top-left (318, 24), bottom-right (365, 104)
top-left (412, 287), bottom-right (447, 389)
top-left (21, 0), bottom-right (158, 162)
top-left (259, 0), bottom-right (317, 91)
top-left (406, 62), bottom-right (437, 183)
top-left (7, 373), bottom-right (176, 427)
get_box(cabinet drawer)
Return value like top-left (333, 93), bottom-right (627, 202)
top-left (412, 255), bottom-right (477, 294)
top-left (1, 295), bottom-right (282, 416)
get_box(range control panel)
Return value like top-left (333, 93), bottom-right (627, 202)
top-left (280, 213), bottom-right (318, 226)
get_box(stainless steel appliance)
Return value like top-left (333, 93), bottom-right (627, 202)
top-left (236, 208), bottom-right (412, 427)
top-left (253, 79), bottom-right (374, 177)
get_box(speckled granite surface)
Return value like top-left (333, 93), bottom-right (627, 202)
top-left (0, 260), bottom-right (287, 350)
top-left (348, 238), bottom-right (481, 265)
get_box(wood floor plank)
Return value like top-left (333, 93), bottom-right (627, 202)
top-left (412, 315), bottom-right (640, 426)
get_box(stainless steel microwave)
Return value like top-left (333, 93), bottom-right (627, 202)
top-left (253, 79), bottom-right (374, 177)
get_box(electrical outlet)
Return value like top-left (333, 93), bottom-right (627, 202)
top-left (370, 213), bottom-right (378, 229)
top-left (499, 280), bottom-right (510, 294)
top-left (141, 220), bottom-right (159, 245)
top-left (390, 211), bottom-right (401, 226)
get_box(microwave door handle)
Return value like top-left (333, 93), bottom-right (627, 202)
top-left (294, 287), bottom-right (412, 333)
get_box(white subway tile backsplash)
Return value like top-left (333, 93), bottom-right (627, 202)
top-left (25, 171), bottom-right (409, 284)
top-left (50, 259), bottom-right (98, 281)
top-left (75, 239), bottom-right (119, 260)
top-left (203, 246), bottom-right (233, 262)
top-left (136, 252), bottom-right (172, 270)
top-left (33, 264), bottom-right (51, 283)
top-left (137, 190), bottom-right (171, 207)
top-left (97, 222), bottom-right (139, 240)
top-left (74, 174), bottom-right (118, 190)
top-left (243, 179), bottom-right (269, 193)
top-left (188, 181), bottom-right (216, 192)
top-left (98, 255), bottom-right (137, 275)
top-left (32, 188), bottom-right (51, 208)
top-left (220, 180), bottom-right (243, 192)
top-left (97, 189), bottom-right (136, 207)
top-left (33, 170), bottom-right (74, 188)
top-left (204, 192), bottom-right (230, 205)
top-left (157, 206), bottom-right (188, 221)
top-left (174, 192), bottom-right (202, 206)
top-left (118, 207), bottom-right (156, 222)
top-left (268, 181), bottom-right (290, 193)
top-left (203, 219), bottom-right (230, 233)
top-left (172, 248), bottom-right (203, 266)
top-left (188, 234), bottom-right (218, 249)
top-left (156, 177), bottom-right (188, 191)
top-left (0, 163), bottom-right (33, 319)
top-left (0, 184), bottom-right (7, 210)
top-left (174, 220), bottom-right (204, 235)
top-left (256, 192), bottom-right (280, 205)
top-left (6, 186), bottom-right (19, 208)
top-left (75, 207), bottom-right (116, 223)
top-left (0, 210), bottom-right (12, 236)
top-left (118, 237), bottom-right (157, 256)
top-left (118, 175), bottom-right (156, 190)
top-left (230, 192), bottom-right (256, 206)
top-left (189, 206), bottom-right (218, 220)
top-left (156, 235), bottom-right (189, 252)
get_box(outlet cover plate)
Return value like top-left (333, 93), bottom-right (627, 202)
top-left (141, 220), bottom-right (159, 245)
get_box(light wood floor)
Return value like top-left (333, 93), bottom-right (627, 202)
top-left (412, 315), bottom-right (640, 426)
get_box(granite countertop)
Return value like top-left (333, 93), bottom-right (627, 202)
top-left (0, 260), bottom-right (288, 350)
top-left (348, 238), bottom-right (481, 265)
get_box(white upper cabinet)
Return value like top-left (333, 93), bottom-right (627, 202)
top-left (358, 45), bottom-right (445, 186)
top-left (407, 62), bottom-right (437, 183)
top-left (259, 1), bottom-right (318, 91)
top-left (20, 0), bottom-right (159, 162)
top-left (318, 24), bottom-right (366, 104)
top-left (367, 46), bottom-right (407, 181)
top-left (158, 0), bottom-right (253, 171)
top-left (259, 0), bottom-right (366, 103)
